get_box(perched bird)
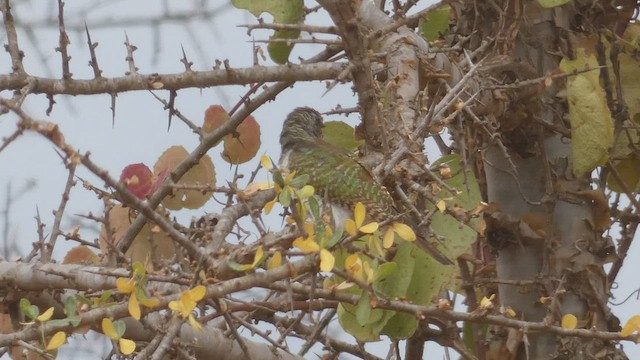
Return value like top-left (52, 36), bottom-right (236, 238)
top-left (279, 107), bottom-right (452, 265)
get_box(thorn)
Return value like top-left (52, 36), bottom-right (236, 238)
top-left (167, 90), bottom-right (177, 131)
top-left (110, 93), bottom-right (117, 128)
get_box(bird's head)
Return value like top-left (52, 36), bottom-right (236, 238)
top-left (280, 107), bottom-right (324, 149)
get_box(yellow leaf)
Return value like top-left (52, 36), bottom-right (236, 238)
top-left (293, 237), bottom-right (320, 253)
top-left (139, 297), bottom-right (160, 308)
top-left (129, 293), bottom-right (141, 320)
top-left (117, 277), bottom-right (135, 293)
top-left (344, 219), bottom-right (357, 235)
top-left (354, 202), bottom-right (365, 227)
top-left (119, 338), bottom-right (136, 355)
top-left (46, 331), bottom-right (67, 350)
top-left (168, 300), bottom-right (183, 314)
top-left (252, 246), bottom-right (264, 268)
top-left (345, 254), bottom-right (362, 276)
top-left (505, 307), bottom-right (516, 317)
top-left (359, 222), bottom-right (379, 234)
top-left (335, 280), bottom-right (355, 291)
top-left (264, 197), bottom-right (277, 214)
top-left (363, 261), bottom-right (374, 284)
top-left (436, 200), bottom-right (446, 213)
top-left (297, 185), bottom-right (314, 199)
top-left (479, 294), bottom-right (495, 309)
top-left (368, 234), bottom-right (384, 256)
top-left (303, 222), bottom-right (315, 235)
top-left (562, 314), bottom-right (578, 329)
top-left (621, 315), bottom-right (640, 337)
top-left (392, 222), bottom-right (416, 241)
top-left (189, 285), bottom-right (207, 302)
top-left (268, 251), bottom-right (282, 269)
top-left (37, 307), bottom-right (55, 322)
top-left (559, 47), bottom-right (614, 174)
top-left (320, 249), bottom-right (335, 272)
top-left (261, 154), bottom-right (273, 170)
top-left (102, 318), bottom-right (118, 340)
top-left (188, 314), bottom-right (203, 331)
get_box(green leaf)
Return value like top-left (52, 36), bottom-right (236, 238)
top-left (228, 261), bottom-right (250, 272)
top-left (273, 170), bottom-right (285, 186)
top-left (355, 292), bottom-right (372, 326)
top-left (132, 262), bottom-right (146, 277)
top-left (373, 262), bottom-right (397, 283)
top-left (289, 174), bottom-right (309, 188)
top-left (20, 298), bottom-right (39, 320)
top-left (323, 122), bottom-right (364, 151)
top-left (279, 186), bottom-right (292, 207)
top-left (308, 195), bottom-right (320, 218)
top-left (608, 157), bottom-right (640, 193)
top-left (325, 229), bottom-right (344, 248)
top-left (537, 0), bottom-right (570, 8)
top-left (64, 296), bottom-right (77, 317)
top-left (99, 291), bottom-right (114, 304)
top-left (429, 154), bottom-right (481, 259)
top-left (231, 0), bottom-right (304, 64)
top-left (382, 312), bottom-right (418, 339)
top-left (113, 320), bottom-right (127, 339)
top-left (420, 5), bottom-right (451, 41)
top-left (559, 47), bottom-right (614, 174)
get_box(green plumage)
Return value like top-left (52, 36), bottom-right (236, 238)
top-left (279, 107), bottom-right (452, 265)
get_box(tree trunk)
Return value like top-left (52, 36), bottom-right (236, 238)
top-left (457, 1), bottom-right (626, 358)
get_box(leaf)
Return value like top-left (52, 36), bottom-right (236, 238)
top-left (63, 245), bottom-right (100, 264)
top-left (154, 146), bottom-right (216, 210)
top-left (120, 163), bottom-right (154, 199)
top-left (382, 228), bottom-right (396, 249)
top-left (323, 121), bottom-right (364, 151)
top-left (20, 298), bottom-right (39, 320)
top-left (392, 223), bottom-right (416, 241)
top-left (354, 202), bottom-right (365, 227)
top-left (608, 157), bottom-right (640, 193)
top-left (279, 186), bottom-right (292, 207)
top-left (119, 338), bottom-right (136, 355)
top-left (202, 105), bottom-right (230, 146)
top-left (222, 115), bottom-right (262, 164)
top-left (231, 0), bottom-right (304, 64)
top-left (537, 0), bottom-right (570, 8)
top-left (117, 277), bottom-right (135, 294)
top-left (297, 185), bottom-right (314, 199)
top-left (261, 154), bottom-right (273, 170)
top-left (325, 229), bottom-right (343, 248)
top-left (374, 262), bottom-right (397, 283)
top-left (268, 251), bottom-right (283, 269)
top-left (102, 318), bottom-right (119, 340)
top-left (356, 292), bottom-right (372, 326)
top-left (37, 307), bottom-right (54, 322)
top-left (621, 315), bottom-right (640, 337)
top-left (46, 331), bottom-right (67, 350)
top-left (188, 314), bottom-right (203, 331)
top-left (288, 173), bottom-right (309, 188)
top-left (559, 46), bottom-right (614, 174)
top-left (562, 314), bottom-right (578, 329)
top-left (293, 236), bottom-right (320, 253)
top-left (359, 222), bottom-right (379, 234)
top-left (344, 219), bottom-right (357, 235)
top-left (227, 261), bottom-right (251, 272)
top-left (128, 293), bottom-right (141, 320)
top-left (320, 249), bottom-right (335, 272)
top-left (189, 285), bottom-right (207, 302)
top-left (420, 5), bottom-right (451, 41)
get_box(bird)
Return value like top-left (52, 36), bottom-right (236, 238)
top-left (278, 107), bottom-right (452, 265)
